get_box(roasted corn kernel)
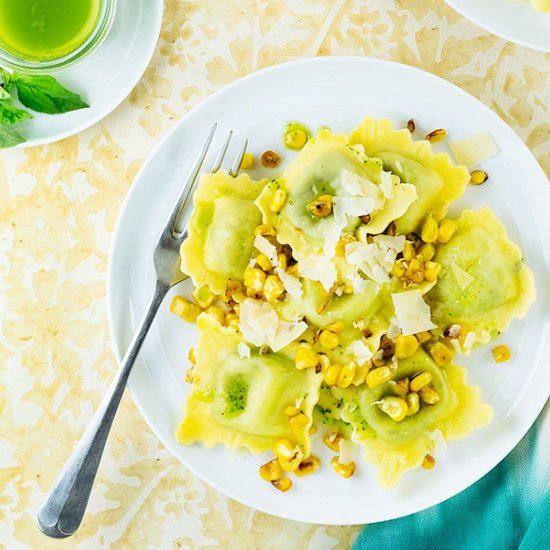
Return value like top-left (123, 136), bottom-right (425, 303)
top-left (405, 257), bottom-right (425, 283)
top-left (410, 372), bottom-right (433, 392)
top-left (261, 150), bottom-right (281, 168)
top-left (425, 128), bottom-right (446, 143)
top-left (319, 329), bottom-right (339, 350)
top-left (422, 454), bottom-right (436, 470)
top-left (403, 242), bottom-right (416, 262)
top-left (255, 224), bottom-right (276, 236)
top-left (377, 396), bottom-right (408, 422)
top-left (388, 377), bottom-right (410, 397)
top-left (290, 413), bottom-right (309, 432)
top-left (407, 118), bottom-right (416, 133)
top-left (259, 459), bottom-right (283, 481)
top-left (270, 189), bottom-right (287, 212)
top-left (240, 152), bottom-right (254, 170)
top-left (395, 334), bottom-right (419, 359)
top-left (264, 274), bottom-right (285, 302)
top-left (429, 341), bottom-right (454, 366)
top-left (244, 266), bottom-right (266, 292)
top-left (437, 219), bottom-right (457, 244)
top-left (224, 280), bottom-right (246, 304)
top-left (273, 439), bottom-right (303, 472)
top-left (295, 455), bottom-right (321, 477)
top-left (255, 253), bottom-right (273, 272)
top-left (418, 243), bottom-right (435, 262)
top-left (419, 386), bottom-right (440, 405)
top-left (185, 367), bottom-right (194, 384)
top-left (188, 347), bottom-right (196, 365)
top-left (205, 305), bottom-right (226, 325)
top-left (284, 404), bottom-right (299, 417)
top-left (492, 344), bottom-right (511, 363)
top-left (295, 346), bottom-right (320, 370)
top-left (421, 216), bottom-right (439, 243)
top-left (324, 363), bottom-right (342, 386)
top-left (416, 331), bottom-right (433, 344)
top-left (326, 320), bottom-right (344, 333)
top-left (284, 129), bottom-right (308, 149)
top-left (406, 391), bottom-right (420, 416)
top-left (337, 361), bottom-right (357, 389)
top-left (366, 366), bottom-right (392, 389)
top-left (225, 312), bottom-right (240, 330)
top-left (330, 456), bottom-right (355, 478)
top-left (192, 285), bottom-right (216, 309)
top-left (308, 194), bottom-right (333, 218)
top-left (170, 295), bottom-right (201, 322)
top-left (309, 424), bottom-right (317, 435)
top-left (277, 253), bottom-right (287, 269)
top-left (391, 260), bottom-right (407, 278)
top-left (323, 431), bottom-right (343, 452)
top-left (271, 478), bottom-right (292, 492)
top-left (470, 170), bottom-right (488, 185)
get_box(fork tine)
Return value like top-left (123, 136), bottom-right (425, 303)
top-left (210, 131), bottom-right (233, 173)
top-left (229, 139), bottom-right (248, 177)
top-left (163, 123), bottom-right (217, 237)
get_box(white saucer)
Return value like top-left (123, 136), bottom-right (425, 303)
top-left (8, 0), bottom-right (163, 148)
top-left (446, 0), bottom-right (550, 53)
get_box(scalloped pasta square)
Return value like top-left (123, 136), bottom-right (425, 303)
top-left (176, 314), bottom-right (323, 454)
top-left (427, 208), bottom-right (535, 348)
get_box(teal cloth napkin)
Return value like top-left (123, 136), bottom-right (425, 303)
top-left (353, 402), bottom-right (550, 550)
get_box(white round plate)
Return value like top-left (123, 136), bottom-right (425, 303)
top-left (446, 0), bottom-right (550, 52)
top-left (11, 0), bottom-right (163, 148)
top-left (107, 57), bottom-right (550, 525)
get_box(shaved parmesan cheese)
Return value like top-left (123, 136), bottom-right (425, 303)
top-left (254, 234), bottom-right (278, 266)
top-left (391, 290), bottom-right (437, 335)
top-left (449, 131), bottom-right (499, 168)
top-left (334, 196), bottom-right (376, 218)
top-left (275, 267), bottom-right (303, 298)
top-left (373, 234), bottom-right (406, 253)
top-left (239, 299), bottom-right (307, 351)
top-left (339, 439), bottom-right (356, 465)
top-left (379, 171), bottom-right (394, 199)
top-left (451, 263), bottom-right (475, 291)
top-left (299, 256), bottom-right (337, 292)
top-left (345, 340), bottom-right (373, 365)
top-left (387, 318), bottom-right (402, 340)
top-left (395, 161), bottom-right (403, 173)
top-left (237, 342), bottom-right (251, 359)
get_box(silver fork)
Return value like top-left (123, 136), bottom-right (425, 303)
top-left (37, 125), bottom-right (247, 539)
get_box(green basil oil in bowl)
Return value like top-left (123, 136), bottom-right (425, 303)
top-left (0, 0), bottom-right (116, 72)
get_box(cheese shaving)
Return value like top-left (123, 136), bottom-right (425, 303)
top-left (298, 256), bottom-right (337, 292)
top-left (237, 342), bottom-right (251, 359)
top-left (449, 130), bottom-right (499, 168)
top-left (345, 340), bottom-right (373, 365)
top-left (451, 263), bottom-right (475, 291)
top-left (391, 290), bottom-right (437, 335)
top-left (339, 439), bottom-right (356, 465)
top-left (275, 267), bottom-right (303, 298)
top-left (379, 171), bottom-right (394, 199)
top-left (239, 299), bottom-right (307, 352)
top-left (254, 234), bottom-right (278, 266)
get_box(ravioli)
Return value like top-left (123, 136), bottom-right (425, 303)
top-left (256, 130), bottom-right (416, 264)
top-left (176, 314), bottom-right (323, 453)
top-left (180, 171), bottom-right (265, 294)
top-left (427, 208), bottom-right (535, 347)
top-left (330, 349), bottom-right (493, 486)
top-left (349, 117), bottom-right (470, 234)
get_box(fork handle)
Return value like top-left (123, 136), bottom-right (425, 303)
top-left (37, 282), bottom-right (168, 538)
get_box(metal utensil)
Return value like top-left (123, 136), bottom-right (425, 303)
top-left (37, 125), bottom-right (247, 538)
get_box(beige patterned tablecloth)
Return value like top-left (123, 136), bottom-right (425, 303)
top-left (1, 1), bottom-right (549, 548)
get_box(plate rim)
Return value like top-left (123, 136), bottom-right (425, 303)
top-left (445, 0), bottom-right (550, 53)
top-left (14, 0), bottom-right (164, 149)
top-left (106, 55), bottom-right (550, 525)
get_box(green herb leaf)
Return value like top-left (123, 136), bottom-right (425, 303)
top-left (0, 98), bottom-right (33, 125)
top-left (0, 125), bottom-right (25, 148)
top-left (9, 72), bottom-right (89, 114)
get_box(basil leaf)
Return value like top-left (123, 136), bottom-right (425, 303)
top-left (0, 99), bottom-right (33, 125)
top-left (0, 125), bottom-right (25, 148)
top-left (9, 72), bottom-right (89, 114)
